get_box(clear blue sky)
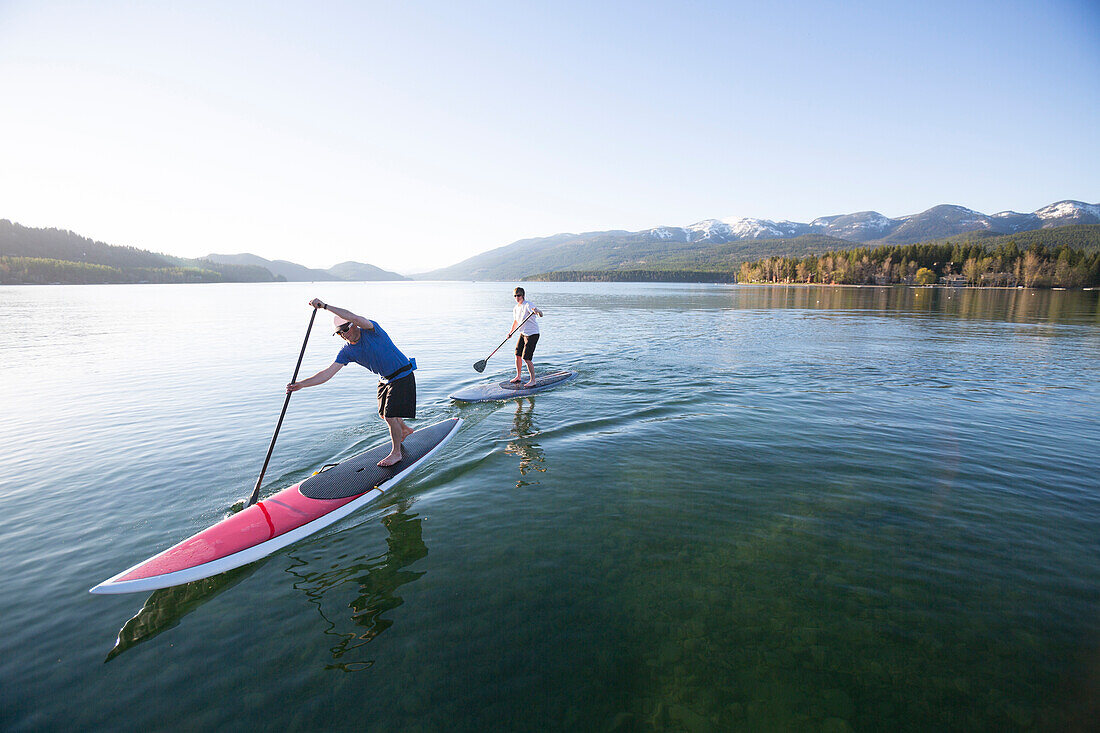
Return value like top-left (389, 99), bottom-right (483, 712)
top-left (1, 0), bottom-right (1097, 273)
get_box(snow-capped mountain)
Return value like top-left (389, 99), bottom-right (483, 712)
top-left (810, 211), bottom-right (897, 242)
top-left (989, 211), bottom-right (1040, 233)
top-left (422, 199), bottom-right (1098, 280)
top-left (685, 217), bottom-right (812, 242)
top-left (667, 200), bottom-right (1098, 246)
top-left (878, 204), bottom-right (996, 243)
top-left (1034, 200), bottom-right (1100, 227)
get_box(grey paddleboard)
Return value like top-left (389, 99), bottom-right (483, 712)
top-left (449, 370), bottom-right (578, 403)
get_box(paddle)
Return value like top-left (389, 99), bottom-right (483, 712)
top-left (474, 310), bottom-right (535, 373)
top-left (246, 305), bottom-right (319, 507)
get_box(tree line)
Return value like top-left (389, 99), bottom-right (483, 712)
top-left (524, 269), bottom-right (736, 283)
top-left (737, 240), bottom-right (1100, 289)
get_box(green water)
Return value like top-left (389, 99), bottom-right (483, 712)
top-left (0, 282), bottom-right (1097, 731)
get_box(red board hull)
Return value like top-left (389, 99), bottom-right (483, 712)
top-left (117, 486), bottom-right (358, 582)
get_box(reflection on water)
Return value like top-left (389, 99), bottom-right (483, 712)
top-left (504, 398), bottom-right (545, 488)
top-left (536, 283), bottom-right (1099, 325)
top-left (727, 284), bottom-right (1100, 324)
top-left (104, 563), bottom-right (262, 662)
top-left (285, 504), bottom-right (428, 672)
top-left (104, 502), bottom-right (429, 667)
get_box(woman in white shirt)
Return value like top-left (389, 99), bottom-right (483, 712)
top-left (509, 286), bottom-right (544, 387)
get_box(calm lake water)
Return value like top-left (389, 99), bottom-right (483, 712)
top-left (1, 282), bottom-right (1098, 732)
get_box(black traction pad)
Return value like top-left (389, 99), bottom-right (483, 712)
top-left (299, 418), bottom-right (458, 500)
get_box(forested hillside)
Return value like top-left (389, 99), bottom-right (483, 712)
top-left (423, 200), bottom-right (1100, 281)
top-left (524, 226), bottom-right (1100, 287)
top-left (0, 220), bottom-right (277, 284)
top-left (0, 220), bottom-right (409, 284)
top-left (737, 238), bottom-right (1100, 288)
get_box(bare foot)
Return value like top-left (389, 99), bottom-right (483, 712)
top-left (401, 425), bottom-right (415, 442)
top-left (524, 380), bottom-right (536, 388)
top-left (509, 376), bottom-right (522, 384)
top-left (378, 450), bottom-right (402, 467)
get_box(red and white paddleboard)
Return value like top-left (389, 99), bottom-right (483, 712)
top-left (91, 418), bottom-right (461, 595)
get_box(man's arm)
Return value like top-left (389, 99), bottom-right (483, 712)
top-left (287, 362), bottom-right (344, 392)
top-left (309, 298), bottom-right (375, 330)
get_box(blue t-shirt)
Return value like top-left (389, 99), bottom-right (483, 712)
top-left (336, 322), bottom-right (415, 383)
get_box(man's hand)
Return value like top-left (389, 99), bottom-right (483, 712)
top-left (287, 382), bottom-right (304, 393)
top-left (309, 298), bottom-right (326, 309)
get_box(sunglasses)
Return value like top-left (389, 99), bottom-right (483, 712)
top-left (334, 322), bottom-right (353, 335)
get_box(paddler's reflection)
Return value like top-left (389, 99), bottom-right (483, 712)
top-left (504, 397), bottom-right (545, 488)
top-left (285, 503), bottom-right (428, 671)
top-left (105, 504), bottom-right (428, 666)
top-left (104, 561), bottom-right (264, 662)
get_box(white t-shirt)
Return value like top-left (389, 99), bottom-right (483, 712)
top-left (513, 300), bottom-right (540, 335)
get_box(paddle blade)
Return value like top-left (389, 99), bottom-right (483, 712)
top-left (473, 360), bottom-right (487, 373)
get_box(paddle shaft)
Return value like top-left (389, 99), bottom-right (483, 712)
top-left (247, 306), bottom-right (319, 507)
top-left (480, 311), bottom-right (535, 366)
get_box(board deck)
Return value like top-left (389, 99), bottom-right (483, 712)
top-left (449, 370), bottom-right (577, 403)
top-left (90, 418), bottom-right (461, 595)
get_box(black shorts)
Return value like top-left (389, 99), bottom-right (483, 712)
top-left (377, 374), bottom-right (416, 418)
top-left (515, 333), bottom-right (540, 360)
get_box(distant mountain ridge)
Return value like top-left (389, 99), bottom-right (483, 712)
top-left (423, 199), bottom-right (1100, 280)
top-left (0, 220), bottom-right (279, 284)
top-left (203, 253), bottom-right (409, 281)
top-left (0, 219), bottom-right (410, 284)
top-left (6, 198), bottom-right (1097, 286)
top-left (328, 261), bottom-right (410, 281)
top-left (641, 200), bottom-right (1100, 245)
top-left (201, 252), bottom-right (336, 281)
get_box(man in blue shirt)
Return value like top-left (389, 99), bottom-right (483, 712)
top-left (288, 298), bottom-right (416, 467)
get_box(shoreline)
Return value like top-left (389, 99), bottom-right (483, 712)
top-left (734, 282), bottom-right (1093, 291)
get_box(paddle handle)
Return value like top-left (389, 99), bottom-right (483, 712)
top-left (247, 306), bottom-right (319, 507)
